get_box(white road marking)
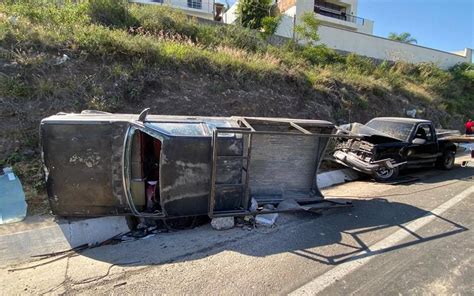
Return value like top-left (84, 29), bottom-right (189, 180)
top-left (290, 185), bottom-right (474, 296)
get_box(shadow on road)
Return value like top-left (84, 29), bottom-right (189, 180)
top-left (28, 164), bottom-right (468, 272)
top-left (363, 164), bottom-right (474, 186)
top-left (75, 184), bottom-right (469, 268)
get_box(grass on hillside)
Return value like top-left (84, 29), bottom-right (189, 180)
top-left (0, 0), bottom-right (472, 116)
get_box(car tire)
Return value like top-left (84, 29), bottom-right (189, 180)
top-left (372, 165), bottom-right (400, 182)
top-left (437, 151), bottom-right (455, 170)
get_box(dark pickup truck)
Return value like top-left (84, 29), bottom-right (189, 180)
top-left (333, 117), bottom-right (462, 181)
top-left (40, 110), bottom-right (350, 219)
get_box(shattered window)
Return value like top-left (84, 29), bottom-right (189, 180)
top-left (147, 122), bottom-right (206, 136)
top-left (365, 120), bottom-right (415, 141)
top-left (205, 120), bottom-right (235, 137)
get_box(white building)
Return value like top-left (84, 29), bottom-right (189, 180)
top-left (224, 0), bottom-right (472, 69)
top-left (130, 0), bottom-right (216, 20)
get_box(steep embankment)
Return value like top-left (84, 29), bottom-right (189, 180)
top-left (0, 1), bottom-right (472, 214)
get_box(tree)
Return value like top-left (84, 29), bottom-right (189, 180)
top-left (388, 32), bottom-right (417, 44)
top-left (294, 12), bottom-right (320, 43)
top-left (260, 15), bottom-right (282, 38)
top-left (236, 0), bottom-right (272, 30)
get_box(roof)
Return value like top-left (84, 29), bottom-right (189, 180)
top-left (369, 117), bottom-right (432, 124)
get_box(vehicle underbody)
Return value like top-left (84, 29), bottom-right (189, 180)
top-left (40, 111), bottom-right (354, 219)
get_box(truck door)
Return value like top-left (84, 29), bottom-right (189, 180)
top-left (407, 123), bottom-right (439, 166)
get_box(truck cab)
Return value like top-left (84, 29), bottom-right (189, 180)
top-left (334, 117), bottom-right (458, 182)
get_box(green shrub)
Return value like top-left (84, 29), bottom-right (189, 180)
top-left (391, 61), bottom-right (419, 76)
top-left (450, 63), bottom-right (474, 81)
top-left (345, 53), bottom-right (376, 75)
top-left (0, 73), bottom-right (33, 98)
top-left (415, 62), bottom-right (452, 91)
top-left (0, 0), bottom-right (89, 26)
top-left (300, 45), bottom-right (342, 65)
top-left (236, 0), bottom-right (272, 30)
top-left (260, 15), bottom-right (281, 39)
top-left (215, 25), bottom-right (267, 52)
top-left (129, 5), bottom-right (198, 39)
top-left (88, 0), bottom-right (138, 28)
top-left (295, 12), bottom-right (320, 43)
top-left (372, 60), bottom-right (390, 78)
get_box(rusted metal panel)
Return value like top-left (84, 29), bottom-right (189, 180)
top-left (249, 134), bottom-right (323, 199)
top-left (41, 122), bottom-right (128, 216)
top-left (41, 112), bottom-right (341, 219)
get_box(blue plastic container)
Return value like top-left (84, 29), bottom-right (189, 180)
top-left (0, 167), bottom-right (27, 224)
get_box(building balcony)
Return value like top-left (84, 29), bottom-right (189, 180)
top-left (314, 4), bottom-right (373, 34)
top-left (314, 5), bottom-right (365, 25)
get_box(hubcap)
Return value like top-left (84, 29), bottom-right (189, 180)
top-left (376, 167), bottom-right (393, 179)
top-left (445, 154), bottom-right (454, 167)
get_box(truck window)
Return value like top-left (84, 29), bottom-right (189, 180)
top-left (365, 120), bottom-right (415, 141)
top-left (415, 124), bottom-right (433, 142)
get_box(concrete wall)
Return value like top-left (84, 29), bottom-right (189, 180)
top-left (277, 0), bottom-right (296, 12)
top-left (275, 6), bottom-right (297, 39)
top-left (223, 1), bottom-right (238, 24)
top-left (130, 0), bottom-right (214, 20)
top-left (317, 25), bottom-right (472, 69)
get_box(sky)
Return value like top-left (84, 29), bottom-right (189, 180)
top-left (357, 0), bottom-right (474, 53)
top-left (223, 0), bottom-right (474, 53)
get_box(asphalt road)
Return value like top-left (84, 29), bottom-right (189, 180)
top-left (1, 163), bottom-right (473, 295)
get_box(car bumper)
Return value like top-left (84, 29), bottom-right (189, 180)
top-left (333, 150), bottom-right (404, 174)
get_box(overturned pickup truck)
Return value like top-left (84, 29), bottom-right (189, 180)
top-left (41, 110), bottom-right (352, 219)
top-left (334, 117), bottom-right (473, 182)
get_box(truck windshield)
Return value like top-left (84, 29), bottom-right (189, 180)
top-left (365, 120), bottom-right (415, 141)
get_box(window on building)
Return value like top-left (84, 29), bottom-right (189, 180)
top-left (187, 0), bottom-right (202, 9)
top-left (315, 0), bottom-right (345, 13)
top-left (152, 0), bottom-right (164, 3)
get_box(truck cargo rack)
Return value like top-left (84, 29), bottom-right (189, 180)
top-left (209, 118), bottom-right (353, 218)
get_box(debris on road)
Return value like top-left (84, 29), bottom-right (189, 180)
top-left (211, 217), bottom-right (235, 230)
top-left (250, 198), bottom-right (258, 212)
top-left (255, 204), bottom-right (279, 227)
top-left (256, 213), bottom-right (278, 227)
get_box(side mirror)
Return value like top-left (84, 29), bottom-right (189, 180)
top-left (412, 138), bottom-right (426, 145)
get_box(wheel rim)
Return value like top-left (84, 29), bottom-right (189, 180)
top-left (445, 153), bottom-right (454, 167)
top-left (375, 167), bottom-right (394, 179)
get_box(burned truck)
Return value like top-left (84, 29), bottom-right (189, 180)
top-left (40, 110), bottom-right (351, 219)
top-left (333, 117), bottom-right (468, 181)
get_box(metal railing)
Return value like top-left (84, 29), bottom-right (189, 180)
top-left (314, 5), bottom-right (365, 26)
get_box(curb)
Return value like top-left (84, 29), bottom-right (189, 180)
top-left (0, 216), bottom-right (129, 267)
top-left (318, 168), bottom-right (361, 189)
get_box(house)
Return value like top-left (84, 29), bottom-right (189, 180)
top-left (224, 0), bottom-right (373, 35)
top-left (224, 0), bottom-right (472, 69)
top-left (130, 0), bottom-right (216, 20)
top-left (280, 0), bottom-right (373, 34)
